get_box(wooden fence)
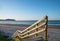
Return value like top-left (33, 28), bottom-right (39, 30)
top-left (12, 16), bottom-right (48, 41)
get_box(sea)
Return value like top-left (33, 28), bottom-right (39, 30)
top-left (0, 20), bottom-right (60, 25)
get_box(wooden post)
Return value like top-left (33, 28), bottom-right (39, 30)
top-left (35, 24), bottom-right (38, 38)
top-left (44, 16), bottom-right (48, 41)
top-left (27, 29), bottom-right (29, 38)
top-left (13, 38), bottom-right (20, 41)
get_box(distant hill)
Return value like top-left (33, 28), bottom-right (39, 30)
top-left (0, 19), bottom-right (15, 21)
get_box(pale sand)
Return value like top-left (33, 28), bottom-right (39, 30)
top-left (0, 24), bottom-right (60, 41)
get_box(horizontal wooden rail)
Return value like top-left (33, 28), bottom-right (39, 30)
top-left (20, 28), bottom-right (45, 38)
top-left (20, 22), bottom-right (46, 35)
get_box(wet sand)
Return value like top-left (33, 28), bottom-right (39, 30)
top-left (0, 24), bottom-right (60, 41)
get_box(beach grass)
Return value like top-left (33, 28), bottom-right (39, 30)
top-left (0, 33), bottom-right (14, 41)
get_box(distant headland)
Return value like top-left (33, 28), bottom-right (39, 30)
top-left (0, 19), bottom-right (15, 21)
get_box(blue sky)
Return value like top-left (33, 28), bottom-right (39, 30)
top-left (0, 0), bottom-right (60, 20)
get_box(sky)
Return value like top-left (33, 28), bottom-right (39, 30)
top-left (0, 0), bottom-right (60, 20)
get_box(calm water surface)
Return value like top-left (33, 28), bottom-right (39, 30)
top-left (0, 20), bottom-right (60, 25)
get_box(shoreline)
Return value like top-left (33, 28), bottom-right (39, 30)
top-left (0, 23), bottom-right (60, 25)
top-left (0, 24), bottom-right (30, 27)
top-left (0, 24), bottom-right (60, 29)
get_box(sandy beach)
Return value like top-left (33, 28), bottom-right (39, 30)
top-left (0, 24), bottom-right (60, 41)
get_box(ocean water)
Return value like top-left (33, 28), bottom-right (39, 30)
top-left (0, 20), bottom-right (60, 25)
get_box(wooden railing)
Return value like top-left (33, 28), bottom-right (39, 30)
top-left (12, 16), bottom-right (48, 41)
